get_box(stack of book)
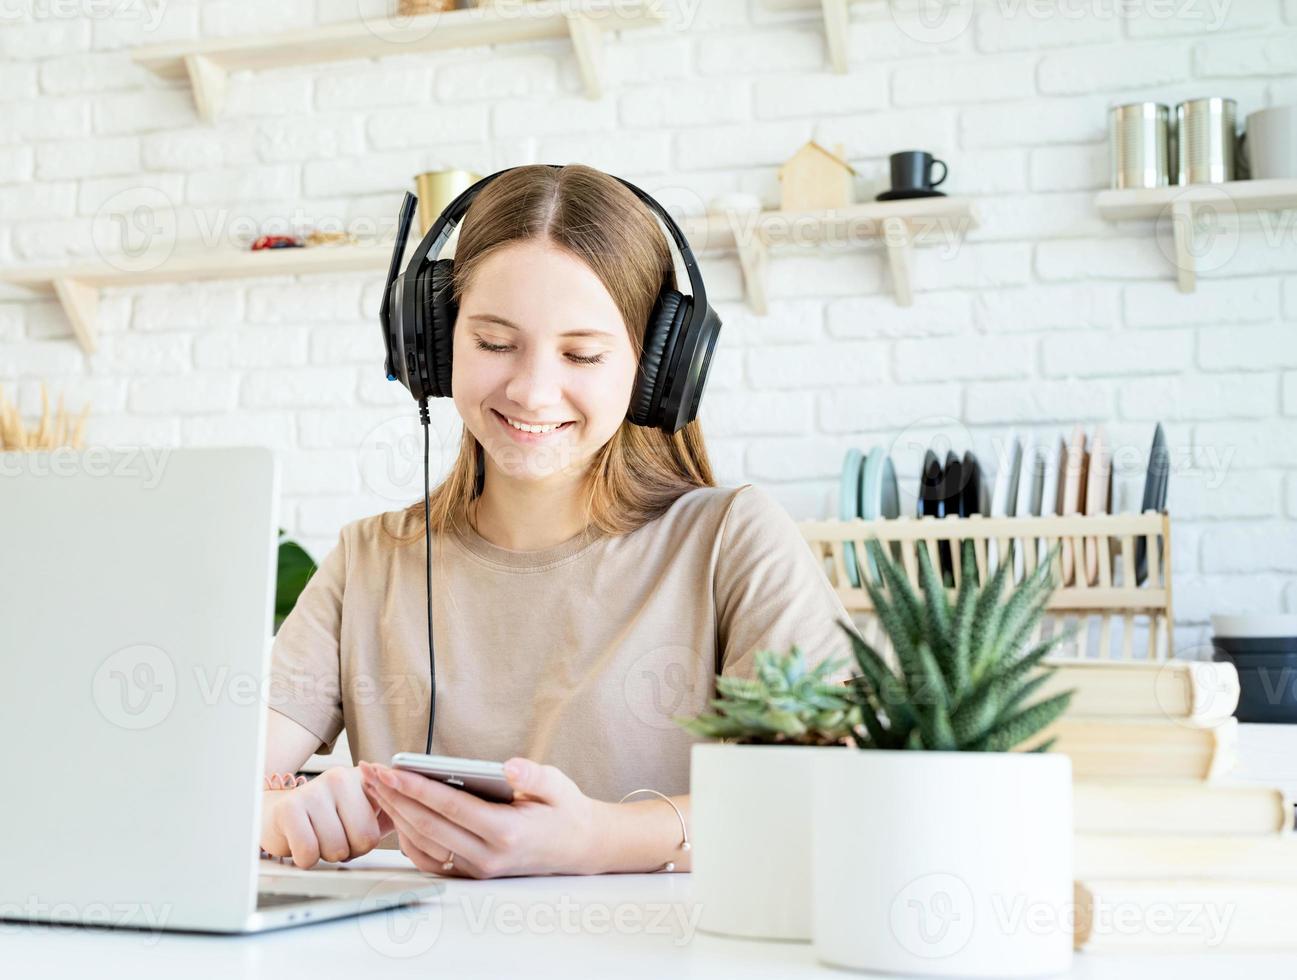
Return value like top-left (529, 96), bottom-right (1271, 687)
top-left (1023, 658), bottom-right (1297, 952)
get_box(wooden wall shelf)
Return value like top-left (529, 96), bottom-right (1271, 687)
top-left (131, 0), bottom-right (666, 121)
top-left (0, 244), bottom-right (391, 353)
top-left (683, 197), bottom-right (980, 313)
top-left (1095, 178), bottom-right (1297, 293)
top-left (1, 197), bottom-right (977, 351)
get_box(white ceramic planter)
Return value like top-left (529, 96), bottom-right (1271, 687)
top-left (813, 750), bottom-right (1073, 977)
top-left (690, 743), bottom-right (830, 941)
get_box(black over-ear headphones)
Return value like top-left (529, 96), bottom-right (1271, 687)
top-left (379, 164), bottom-right (723, 434)
top-left (376, 165), bottom-right (723, 755)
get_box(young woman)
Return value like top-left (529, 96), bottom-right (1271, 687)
top-left (259, 164), bottom-right (857, 878)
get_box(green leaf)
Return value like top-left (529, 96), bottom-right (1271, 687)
top-left (274, 535), bottom-right (317, 633)
top-left (982, 690), bottom-right (1074, 752)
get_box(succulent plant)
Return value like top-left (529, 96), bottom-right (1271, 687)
top-left (837, 538), bottom-right (1075, 752)
top-left (675, 644), bottom-right (861, 746)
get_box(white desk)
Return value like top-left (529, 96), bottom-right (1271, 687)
top-left (5, 852), bottom-right (1294, 978)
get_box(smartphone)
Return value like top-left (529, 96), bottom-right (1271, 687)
top-left (390, 752), bottom-right (515, 804)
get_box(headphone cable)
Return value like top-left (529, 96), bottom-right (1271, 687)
top-left (419, 398), bottom-right (436, 756)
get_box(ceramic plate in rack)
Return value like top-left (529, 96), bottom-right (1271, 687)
top-left (860, 446), bottom-right (899, 581)
top-left (840, 448), bottom-right (864, 587)
top-left (940, 450), bottom-right (963, 580)
top-left (986, 429), bottom-right (1022, 576)
top-left (1036, 435), bottom-right (1064, 567)
top-left (1083, 425), bottom-right (1113, 586)
top-left (1135, 422), bottom-right (1170, 585)
top-left (1013, 433), bottom-right (1043, 584)
top-left (960, 450), bottom-right (984, 517)
top-left (918, 449), bottom-right (944, 519)
top-left (1059, 425), bottom-right (1089, 586)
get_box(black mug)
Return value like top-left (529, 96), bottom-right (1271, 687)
top-left (889, 150), bottom-right (947, 192)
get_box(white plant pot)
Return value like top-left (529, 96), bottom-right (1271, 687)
top-left (690, 743), bottom-right (830, 941)
top-left (813, 750), bottom-right (1073, 977)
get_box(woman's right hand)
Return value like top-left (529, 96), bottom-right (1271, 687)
top-left (260, 766), bottom-right (394, 868)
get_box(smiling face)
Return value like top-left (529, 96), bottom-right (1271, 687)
top-left (452, 238), bottom-right (640, 484)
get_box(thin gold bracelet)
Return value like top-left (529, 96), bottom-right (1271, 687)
top-left (617, 788), bottom-right (691, 872)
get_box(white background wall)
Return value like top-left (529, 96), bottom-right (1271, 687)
top-left (2, 0), bottom-right (1296, 649)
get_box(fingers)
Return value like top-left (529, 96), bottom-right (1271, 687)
top-left (361, 762), bottom-right (507, 840)
top-left (276, 803), bottom-right (321, 869)
top-left (367, 777), bottom-right (490, 868)
top-left (396, 831), bottom-right (470, 878)
top-left (299, 793), bottom-right (347, 860)
top-left (501, 757), bottom-right (570, 804)
top-left (329, 771), bottom-right (385, 858)
top-left (359, 778), bottom-right (394, 832)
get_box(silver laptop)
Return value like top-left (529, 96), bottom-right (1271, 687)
top-left (0, 446), bottom-right (442, 933)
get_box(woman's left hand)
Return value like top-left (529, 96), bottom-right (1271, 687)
top-left (358, 758), bottom-right (607, 879)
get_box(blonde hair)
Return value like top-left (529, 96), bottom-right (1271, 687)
top-left (394, 164), bottom-right (716, 546)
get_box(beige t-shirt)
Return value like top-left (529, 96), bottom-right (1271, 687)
top-left (268, 483), bottom-right (859, 802)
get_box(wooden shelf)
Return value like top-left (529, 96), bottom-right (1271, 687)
top-left (2, 197), bottom-right (977, 350)
top-left (681, 196), bottom-right (980, 312)
top-left (131, 0), bottom-right (666, 121)
top-left (0, 243), bottom-right (392, 353)
top-left (1095, 178), bottom-right (1297, 293)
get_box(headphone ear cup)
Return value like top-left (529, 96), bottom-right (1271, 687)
top-left (427, 258), bottom-right (457, 398)
top-left (629, 289), bottom-right (688, 428)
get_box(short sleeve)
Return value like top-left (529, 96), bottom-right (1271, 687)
top-left (267, 528), bottom-right (347, 755)
top-left (714, 484), bottom-right (862, 682)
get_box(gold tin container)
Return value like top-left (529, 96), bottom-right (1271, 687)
top-left (414, 169), bottom-right (482, 236)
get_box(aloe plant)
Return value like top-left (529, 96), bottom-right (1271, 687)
top-left (837, 538), bottom-right (1074, 752)
top-left (675, 645), bottom-right (861, 746)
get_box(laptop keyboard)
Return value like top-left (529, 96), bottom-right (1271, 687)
top-left (256, 892), bottom-right (332, 910)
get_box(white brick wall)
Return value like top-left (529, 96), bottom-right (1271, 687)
top-left (3, 0), bottom-right (1297, 645)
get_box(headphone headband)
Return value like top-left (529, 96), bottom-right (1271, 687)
top-left (406, 165), bottom-right (708, 325)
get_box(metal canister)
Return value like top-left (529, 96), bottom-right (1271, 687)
top-left (1109, 102), bottom-right (1173, 189)
top-left (414, 169), bottom-right (482, 236)
top-left (1175, 97), bottom-right (1237, 184)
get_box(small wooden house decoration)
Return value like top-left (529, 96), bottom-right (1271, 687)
top-left (777, 140), bottom-right (857, 212)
